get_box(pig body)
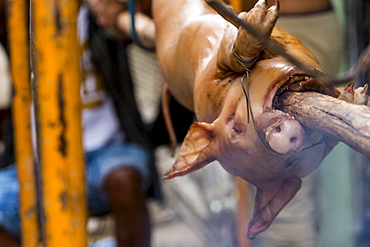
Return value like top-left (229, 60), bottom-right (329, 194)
top-left (153, 0), bottom-right (338, 238)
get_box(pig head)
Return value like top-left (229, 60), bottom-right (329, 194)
top-left (153, 0), bottom-right (338, 238)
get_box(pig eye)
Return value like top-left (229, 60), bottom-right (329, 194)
top-left (232, 124), bottom-right (244, 134)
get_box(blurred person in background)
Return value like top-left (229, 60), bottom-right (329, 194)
top-left (0, 0), bottom-right (12, 169)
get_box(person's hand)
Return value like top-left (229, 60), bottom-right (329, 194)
top-left (84, 0), bottom-right (155, 48)
top-left (116, 11), bottom-right (156, 48)
top-left (84, 0), bottom-right (126, 38)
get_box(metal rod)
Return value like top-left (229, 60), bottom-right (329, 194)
top-left (31, 0), bottom-right (87, 246)
top-left (7, 0), bottom-right (39, 246)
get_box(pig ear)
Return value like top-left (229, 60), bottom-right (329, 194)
top-left (247, 176), bottom-right (302, 239)
top-left (162, 122), bottom-right (216, 179)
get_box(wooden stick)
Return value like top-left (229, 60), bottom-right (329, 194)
top-left (235, 177), bottom-right (250, 247)
top-left (276, 91), bottom-right (370, 157)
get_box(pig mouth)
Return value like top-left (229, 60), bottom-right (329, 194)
top-left (260, 74), bottom-right (330, 155)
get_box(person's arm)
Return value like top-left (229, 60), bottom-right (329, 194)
top-left (84, 0), bottom-right (155, 48)
top-left (115, 11), bottom-right (155, 48)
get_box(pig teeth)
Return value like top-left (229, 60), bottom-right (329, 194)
top-left (276, 75), bottom-right (313, 95)
top-left (354, 84), bottom-right (368, 105)
top-left (301, 78), bottom-right (325, 92)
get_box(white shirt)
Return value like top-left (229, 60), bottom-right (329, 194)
top-left (78, 4), bottom-right (124, 151)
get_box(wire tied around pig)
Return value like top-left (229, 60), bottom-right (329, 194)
top-left (232, 44), bottom-right (259, 68)
top-left (232, 44), bottom-right (255, 124)
top-left (240, 70), bottom-right (253, 123)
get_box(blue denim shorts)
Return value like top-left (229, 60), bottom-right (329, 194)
top-left (0, 141), bottom-right (150, 240)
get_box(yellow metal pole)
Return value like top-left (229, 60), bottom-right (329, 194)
top-left (7, 0), bottom-right (39, 246)
top-left (31, 0), bottom-right (87, 246)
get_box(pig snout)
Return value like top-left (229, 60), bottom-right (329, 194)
top-left (265, 117), bottom-right (307, 154)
